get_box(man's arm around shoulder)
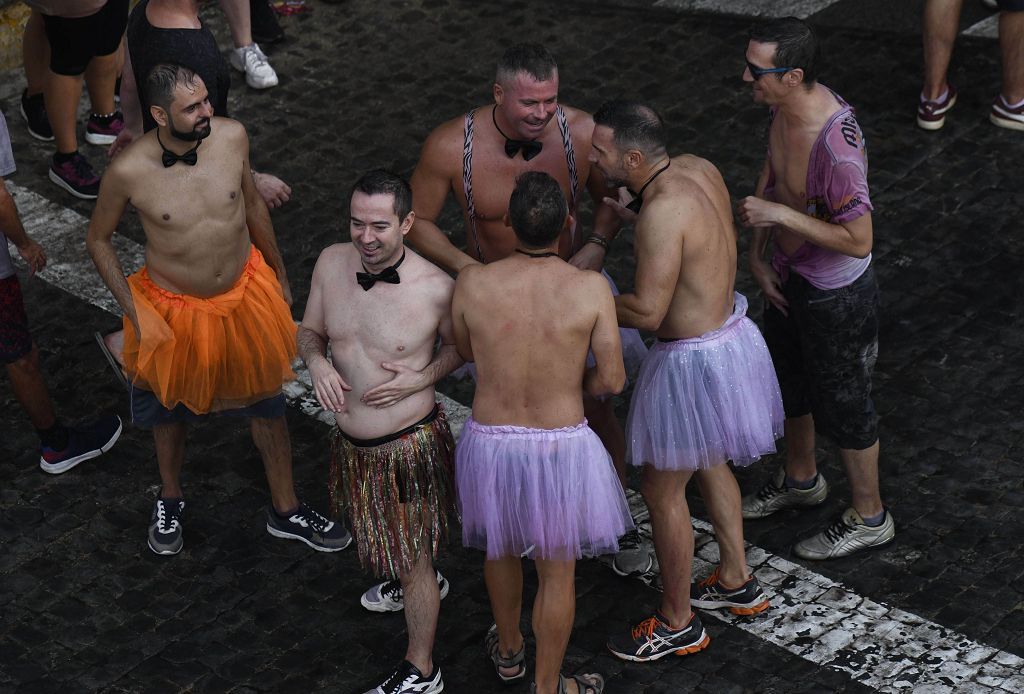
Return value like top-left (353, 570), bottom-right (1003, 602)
top-left (408, 119), bottom-right (478, 275)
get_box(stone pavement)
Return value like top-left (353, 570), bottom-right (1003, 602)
top-left (1, 1), bottom-right (1023, 692)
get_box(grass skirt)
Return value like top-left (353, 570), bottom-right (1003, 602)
top-left (329, 406), bottom-right (456, 578)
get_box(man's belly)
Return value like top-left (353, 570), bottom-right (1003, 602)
top-left (333, 378), bottom-right (437, 441)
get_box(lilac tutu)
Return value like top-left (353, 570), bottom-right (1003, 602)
top-left (456, 418), bottom-right (633, 561)
top-left (627, 293), bottom-right (784, 471)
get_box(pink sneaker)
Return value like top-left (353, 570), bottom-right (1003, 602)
top-left (990, 94), bottom-right (1024, 132)
top-left (917, 86), bottom-right (957, 130)
top-left (85, 111), bottom-right (125, 145)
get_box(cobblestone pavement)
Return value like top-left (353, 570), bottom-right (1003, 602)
top-left (1, 1), bottom-right (1023, 692)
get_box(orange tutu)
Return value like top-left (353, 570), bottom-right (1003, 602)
top-left (123, 246), bottom-right (297, 414)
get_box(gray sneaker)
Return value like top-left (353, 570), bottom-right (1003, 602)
top-left (148, 496), bottom-right (185, 555)
top-left (793, 507), bottom-right (895, 560)
top-left (611, 528), bottom-right (654, 577)
top-left (741, 467), bottom-right (828, 520)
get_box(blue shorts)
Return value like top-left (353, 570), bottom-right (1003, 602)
top-left (129, 384), bottom-right (286, 429)
top-left (998, 0), bottom-right (1024, 11)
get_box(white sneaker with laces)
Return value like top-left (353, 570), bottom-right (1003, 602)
top-left (229, 43), bottom-right (279, 89)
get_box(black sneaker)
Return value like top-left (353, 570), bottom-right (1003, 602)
top-left (49, 152), bottom-right (100, 199)
top-left (361, 570), bottom-right (450, 612)
top-left (265, 501), bottom-right (352, 552)
top-left (690, 568), bottom-right (770, 615)
top-left (148, 496), bottom-right (185, 556)
top-left (39, 414), bottom-right (122, 474)
top-left (607, 612), bottom-right (709, 662)
top-left (20, 89), bottom-right (53, 141)
top-left (363, 660), bottom-right (443, 694)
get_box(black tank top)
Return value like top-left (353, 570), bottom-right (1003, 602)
top-left (128, 0), bottom-right (232, 132)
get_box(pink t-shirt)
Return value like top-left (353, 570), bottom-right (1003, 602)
top-left (764, 89), bottom-right (873, 290)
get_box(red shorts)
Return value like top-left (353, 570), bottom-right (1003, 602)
top-left (0, 275), bottom-right (32, 364)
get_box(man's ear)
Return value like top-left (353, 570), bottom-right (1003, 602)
top-left (151, 105), bottom-right (169, 128)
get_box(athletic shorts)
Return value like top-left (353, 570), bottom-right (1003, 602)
top-left (0, 275), bottom-right (32, 364)
top-left (41, 0), bottom-right (129, 76)
top-left (129, 383), bottom-right (286, 429)
top-left (997, 0), bottom-right (1024, 12)
top-left (762, 265), bottom-right (880, 450)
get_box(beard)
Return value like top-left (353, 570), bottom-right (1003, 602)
top-left (170, 117), bottom-right (211, 142)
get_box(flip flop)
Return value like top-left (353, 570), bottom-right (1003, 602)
top-left (94, 331), bottom-right (128, 390)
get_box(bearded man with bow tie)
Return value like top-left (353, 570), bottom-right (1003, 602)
top-left (406, 41), bottom-right (653, 577)
top-left (298, 169), bottom-right (462, 694)
top-left (87, 63), bottom-right (350, 558)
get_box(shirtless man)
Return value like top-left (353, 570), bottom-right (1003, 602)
top-left (298, 170), bottom-right (461, 694)
top-left (87, 64), bottom-right (349, 556)
top-left (408, 46), bottom-right (648, 567)
top-left (453, 172), bottom-right (632, 694)
top-left (587, 101), bottom-right (783, 662)
top-left (737, 18), bottom-right (894, 560)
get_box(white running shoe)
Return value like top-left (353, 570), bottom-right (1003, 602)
top-left (229, 43), bottom-right (279, 89)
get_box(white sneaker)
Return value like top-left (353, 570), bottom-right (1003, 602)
top-left (229, 43), bottom-right (279, 89)
top-left (360, 570), bottom-right (450, 612)
top-left (793, 507), bottom-right (895, 560)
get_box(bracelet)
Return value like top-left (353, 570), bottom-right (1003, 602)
top-left (586, 234), bottom-right (610, 251)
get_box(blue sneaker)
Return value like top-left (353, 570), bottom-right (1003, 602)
top-left (39, 414), bottom-right (122, 474)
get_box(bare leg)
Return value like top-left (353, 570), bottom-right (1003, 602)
top-left (922, 0), bottom-right (965, 99)
top-left (45, 72), bottom-right (84, 154)
top-left (5, 343), bottom-right (57, 430)
top-left (782, 414), bottom-right (817, 482)
top-left (250, 416), bottom-right (299, 513)
top-left (584, 395), bottom-right (626, 488)
top-left (22, 10), bottom-right (49, 96)
top-left (484, 556), bottom-right (524, 677)
top-left (1000, 10), bottom-right (1024, 103)
top-left (694, 464), bottom-right (750, 588)
top-left (218, 0), bottom-right (254, 48)
top-left (154, 421), bottom-right (187, 497)
top-left (641, 466), bottom-right (694, 629)
top-left (84, 50), bottom-right (120, 116)
top-left (400, 549), bottom-right (439, 676)
top-left (533, 557), bottom-right (576, 694)
top-left (841, 440), bottom-right (884, 518)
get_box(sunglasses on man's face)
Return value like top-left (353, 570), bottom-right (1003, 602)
top-left (745, 60), bottom-right (794, 79)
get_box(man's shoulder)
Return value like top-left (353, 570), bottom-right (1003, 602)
top-left (316, 242), bottom-right (352, 264)
top-left (560, 104), bottom-right (594, 135)
top-left (212, 116), bottom-right (245, 140)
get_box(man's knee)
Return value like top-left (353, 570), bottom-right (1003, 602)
top-left (640, 466), bottom-right (690, 508)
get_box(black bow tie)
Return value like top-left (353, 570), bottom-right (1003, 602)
top-left (356, 250), bottom-right (405, 291)
top-left (162, 147), bottom-right (199, 167)
top-left (504, 139), bottom-right (543, 161)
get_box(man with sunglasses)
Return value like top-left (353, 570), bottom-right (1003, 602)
top-left (737, 18), bottom-right (894, 560)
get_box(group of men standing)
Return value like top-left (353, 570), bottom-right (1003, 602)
top-left (41, 15), bottom-right (889, 694)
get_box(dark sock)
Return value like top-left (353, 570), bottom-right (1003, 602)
top-left (784, 474), bottom-right (817, 490)
top-left (37, 422), bottom-right (70, 451)
top-left (861, 510), bottom-right (886, 527)
top-left (54, 150), bottom-right (78, 164)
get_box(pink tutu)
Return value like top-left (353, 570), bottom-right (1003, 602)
top-left (456, 418), bottom-right (633, 560)
top-left (627, 293), bottom-right (784, 471)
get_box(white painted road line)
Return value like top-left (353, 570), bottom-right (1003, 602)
top-left (5, 181), bottom-right (469, 436)
top-left (654, 0), bottom-right (843, 19)
top-left (10, 180), bottom-right (1024, 692)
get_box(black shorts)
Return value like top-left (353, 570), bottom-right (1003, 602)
top-left (998, 0), bottom-right (1024, 11)
top-left (41, 0), bottom-right (129, 76)
top-left (762, 265), bottom-right (880, 450)
top-left (0, 275), bottom-right (32, 364)
top-left (129, 383), bottom-right (286, 429)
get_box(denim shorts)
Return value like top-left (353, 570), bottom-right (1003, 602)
top-left (129, 384), bottom-right (286, 429)
top-left (762, 265), bottom-right (879, 450)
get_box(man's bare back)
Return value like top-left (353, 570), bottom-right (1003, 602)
top-left (304, 245), bottom-right (455, 440)
top-left (453, 254), bottom-right (620, 429)
top-left (633, 155), bottom-right (738, 339)
top-left (98, 116), bottom-right (252, 297)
